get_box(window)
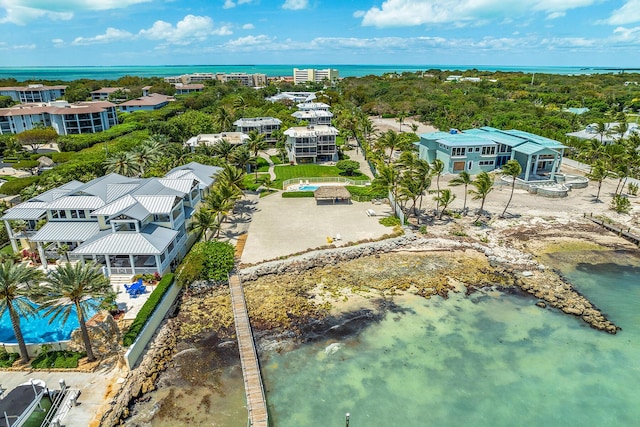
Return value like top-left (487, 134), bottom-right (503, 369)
top-left (452, 147), bottom-right (466, 157)
top-left (479, 160), bottom-right (495, 166)
top-left (482, 146), bottom-right (496, 156)
top-left (475, 147), bottom-right (480, 152)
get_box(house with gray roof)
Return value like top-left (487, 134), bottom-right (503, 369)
top-left (2, 162), bottom-right (221, 277)
top-left (233, 117), bottom-right (282, 142)
top-left (416, 127), bottom-right (566, 181)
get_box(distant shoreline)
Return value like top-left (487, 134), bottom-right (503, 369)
top-left (1, 64), bottom-right (637, 82)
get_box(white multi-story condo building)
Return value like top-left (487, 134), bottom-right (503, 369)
top-left (293, 68), bottom-right (339, 85)
top-left (284, 125), bottom-right (339, 163)
top-left (0, 100), bottom-right (118, 135)
top-left (233, 117), bottom-right (282, 142)
top-left (1, 162), bottom-right (221, 277)
top-left (0, 84), bottom-right (67, 103)
top-left (215, 73), bottom-right (267, 87)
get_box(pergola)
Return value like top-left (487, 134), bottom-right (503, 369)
top-left (313, 186), bottom-right (351, 204)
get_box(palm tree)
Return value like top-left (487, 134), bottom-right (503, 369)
top-left (231, 145), bottom-right (256, 173)
top-left (449, 171), bottom-right (472, 214)
top-left (587, 161), bottom-right (609, 202)
top-left (104, 152), bottom-right (139, 176)
top-left (0, 261), bottom-right (44, 362)
top-left (377, 130), bottom-right (401, 165)
top-left (500, 159), bottom-right (523, 218)
top-left (470, 171), bottom-right (494, 217)
top-left (433, 189), bottom-right (456, 219)
top-left (188, 207), bottom-right (218, 241)
top-left (396, 111), bottom-right (407, 132)
top-left (129, 144), bottom-right (159, 177)
top-left (206, 186), bottom-right (239, 236)
top-left (216, 164), bottom-right (246, 194)
top-left (35, 262), bottom-right (111, 362)
top-left (212, 139), bottom-right (235, 162)
top-left (247, 131), bottom-right (267, 180)
top-left (214, 106), bottom-right (234, 132)
top-left (430, 159), bottom-right (445, 215)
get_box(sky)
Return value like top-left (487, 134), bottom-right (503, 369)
top-left (0, 0), bottom-right (640, 67)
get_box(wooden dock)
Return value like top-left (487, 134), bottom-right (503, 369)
top-left (586, 214), bottom-right (640, 246)
top-left (229, 274), bottom-right (269, 426)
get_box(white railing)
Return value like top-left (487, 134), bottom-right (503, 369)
top-left (283, 176), bottom-right (370, 188)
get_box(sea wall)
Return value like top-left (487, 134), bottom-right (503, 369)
top-left (239, 234), bottom-right (619, 334)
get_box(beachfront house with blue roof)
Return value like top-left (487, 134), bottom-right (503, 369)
top-left (416, 127), bottom-right (565, 181)
top-left (1, 162), bottom-right (220, 277)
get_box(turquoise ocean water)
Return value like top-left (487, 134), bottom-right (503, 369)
top-left (0, 64), bottom-right (630, 82)
top-left (260, 250), bottom-right (640, 427)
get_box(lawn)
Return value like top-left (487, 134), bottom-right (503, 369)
top-left (273, 164), bottom-right (369, 189)
top-left (255, 157), bottom-right (271, 172)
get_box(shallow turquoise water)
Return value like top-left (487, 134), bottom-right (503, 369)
top-left (262, 250), bottom-right (640, 426)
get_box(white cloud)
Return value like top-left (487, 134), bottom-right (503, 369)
top-left (223, 0), bottom-right (254, 8)
top-left (611, 26), bottom-right (640, 43)
top-left (225, 34), bottom-right (275, 48)
top-left (52, 38), bottom-right (64, 47)
top-left (0, 41), bottom-right (36, 50)
top-left (0, 0), bottom-right (151, 25)
top-left (139, 15), bottom-right (232, 45)
top-left (72, 27), bottom-right (133, 45)
top-left (282, 0), bottom-right (309, 10)
top-left (606, 0), bottom-right (640, 26)
top-left (242, 23), bottom-right (254, 29)
top-left (356, 0), bottom-right (597, 28)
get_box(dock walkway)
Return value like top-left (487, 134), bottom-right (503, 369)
top-left (229, 273), bottom-right (269, 426)
top-left (586, 214), bottom-right (640, 246)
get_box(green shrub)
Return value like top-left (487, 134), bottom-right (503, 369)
top-left (346, 185), bottom-right (387, 202)
top-left (628, 182), bottom-right (638, 196)
top-left (379, 216), bottom-right (401, 227)
top-left (31, 350), bottom-right (85, 369)
top-left (0, 348), bottom-right (19, 368)
top-left (51, 152), bottom-right (75, 163)
top-left (122, 273), bottom-right (175, 346)
top-left (0, 175), bottom-right (40, 195)
top-left (610, 194), bottom-right (631, 214)
top-left (175, 242), bottom-right (235, 287)
top-left (282, 191), bottom-right (315, 198)
top-left (57, 122), bottom-right (143, 152)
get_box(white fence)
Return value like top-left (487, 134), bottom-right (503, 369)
top-left (123, 282), bottom-right (181, 370)
top-left (283, 176), bottom-right (370, 188)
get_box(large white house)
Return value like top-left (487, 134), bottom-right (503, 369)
top-left (284, 125), bottom-right (339, 163)
top-left (233, 117), bottom-right (282, 142)
top-left (0, 100), bottom-right (118, 135)
top-left (1, 162), bottom-right (221, 277)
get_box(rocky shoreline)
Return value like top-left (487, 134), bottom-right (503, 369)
top-left (240, 232), bottom-right (620, 334)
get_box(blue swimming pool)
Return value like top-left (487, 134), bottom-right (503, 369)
top-left (0, 298), bottom-right (98, 344)
top-left (298, 185), bottom-right (320, 191)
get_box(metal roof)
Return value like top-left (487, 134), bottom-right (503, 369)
top-left (46, 195), bottom-right (105, 210)
top-left (292, 110), bottom-right (333, 119)
top-left (135, 196), bottom-right (177, 214)
top-left (465, 128), bottom-right (526, 147)
top-left (1, 202), bottom-right (47, 220)
top-left (158, 178), bottom-right (194, 194)
top-left (72, 225), bottom-right (178, 255)
top-left (436, 134), bottom-right (496, 147)
top-left (91, 194), bottom-right (137, 217)
top-left (106, 183), bottom-right (141, 203)
top-left (233, 117), bottom-right (282, 126)
top-left (30, 221), bottom-right (100, 242)
top-left (504, 130), bottom-right (565, 148)
top-left (513, 142), bottom-right (556, 155)
top-left (31, 180), bottom-right (83, 202)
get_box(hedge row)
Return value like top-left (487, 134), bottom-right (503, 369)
top-left (57, 122), bottom-right (143, 152)
top-left (0, 175), bottom-right (39, 195)
top-left (122, 273), bottom-right (175, 346)
top-left (282, 191), bottom-right (315, 198)
top-left (345, 185), bottom-right (387, 201)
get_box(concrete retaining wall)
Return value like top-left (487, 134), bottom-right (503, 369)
top-left (1, 340), bottom-right (70, 358)
top-left (123, 283), bottom-right (181, 370)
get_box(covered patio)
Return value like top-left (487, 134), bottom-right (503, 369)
top-left (71, 224), bottom-right (180, 276)
top-left (314, 186), bottom-right (352, 204)
top-left (512, 143), bottom-right (564, 182)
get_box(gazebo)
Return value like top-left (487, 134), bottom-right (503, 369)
top-left (313, 186), bottom-right (351, 204)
